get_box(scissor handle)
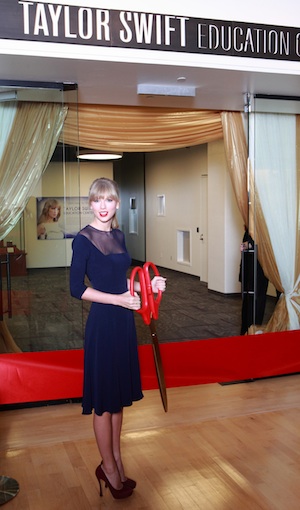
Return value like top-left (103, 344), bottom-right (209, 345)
top-left (143, 262), bottom-right (162, 321)
top-left (130, 266), bottom-right (151, 325)
top-left (130, 262), bottom-right (163, 325)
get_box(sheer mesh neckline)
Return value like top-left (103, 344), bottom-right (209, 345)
top-left (79, 225), bottom-right (125, 255)
top-left (89, 224), bottom-right (112, 234)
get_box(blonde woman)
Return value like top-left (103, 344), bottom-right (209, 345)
top-left (70, 177), bottom-right (166, 500)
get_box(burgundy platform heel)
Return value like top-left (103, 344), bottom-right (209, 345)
top-left (95, 464), bottom-right (133, 499)
top-left (122, 477), bottom-right (137, 490)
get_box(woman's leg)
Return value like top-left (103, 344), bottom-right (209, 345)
top-left (111, 410), bottom-right (126, 482)
top-left (93, 411), bottom-right (122, 489)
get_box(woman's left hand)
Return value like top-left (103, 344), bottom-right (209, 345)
top-left (151, 276), bottom-right (167, 294)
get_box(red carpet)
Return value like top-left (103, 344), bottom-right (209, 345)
top-left (1, 330), bottom-right (300, 406)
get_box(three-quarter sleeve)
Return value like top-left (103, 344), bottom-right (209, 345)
top-left (70, 234), bottom-right (90, 299)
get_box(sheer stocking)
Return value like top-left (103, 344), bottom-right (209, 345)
top-left (93, 410), bottom-right (124, 489)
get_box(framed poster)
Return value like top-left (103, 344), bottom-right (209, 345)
top-left (36, 197), bottom-right (93, 239)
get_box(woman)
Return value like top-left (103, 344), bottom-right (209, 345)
top-left (70, 177), bottom-right (166, 499)
top-left (37, 198), bottom-right (64, 239)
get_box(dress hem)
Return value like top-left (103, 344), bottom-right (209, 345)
top-left (82, 394), bottom-right (144, 416)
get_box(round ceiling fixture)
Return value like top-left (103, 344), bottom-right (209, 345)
top-left (77, 150), bottom-right (123, 161)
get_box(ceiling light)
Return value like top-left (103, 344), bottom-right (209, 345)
top-left (77, 150), bottom-right (123, 161)
top-left (137, 83), bottom-right (196, 97)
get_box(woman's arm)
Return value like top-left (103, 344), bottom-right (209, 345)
top-left (127, 276), bottom-right (167, 293)
top-left (81, 286), bottom-right (141, 310)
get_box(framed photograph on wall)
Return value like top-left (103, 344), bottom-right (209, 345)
top-left (36, 197), bottom-right (93, 240)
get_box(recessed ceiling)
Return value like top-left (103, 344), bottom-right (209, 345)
top-left (1, 52), bottom-right (300, 111)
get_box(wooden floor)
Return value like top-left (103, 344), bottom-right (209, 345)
top-left (1, 375), bottom-right (300, 510)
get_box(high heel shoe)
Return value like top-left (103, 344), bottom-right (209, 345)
top-left (95, 464), bottom-right (133, 499)
top-left (122, 477), bottom-right (137, 490)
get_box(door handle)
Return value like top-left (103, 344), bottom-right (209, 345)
top-left (200, 234), bottom-right (204, 241)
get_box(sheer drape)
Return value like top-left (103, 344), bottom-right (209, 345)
top-left (0, 101), bottom-right (17, 157)
top-left (222, 110), bottom-right (300, 333)
top-left (62, 103), bottom-right (223, 152)
top-left (251, 113), bottom-right (300, 332)
top-left (0, 102), bottom-right (67, 240)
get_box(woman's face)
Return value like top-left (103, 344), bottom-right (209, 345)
top-left (90, 195), bottom-right (118, 228)
top-left (48, 206), bottom-right (59, 220)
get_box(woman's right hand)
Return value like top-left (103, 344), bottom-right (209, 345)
top-left (37, 223), bottom-right (46, 237)
top-left (119, 290), bottom-right (141, 310)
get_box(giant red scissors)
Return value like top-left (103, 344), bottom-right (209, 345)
top-left (130, 261), bottom-right (168, 412)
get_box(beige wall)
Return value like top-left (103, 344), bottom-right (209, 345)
top-left (208, 140), bottom-right (243, 293)
top-left (24, 160), bottom-right (113, 268)
top-left (145, 142), bottom-right (243, 292)
top-left (145, 145), bottom-right (207, 277)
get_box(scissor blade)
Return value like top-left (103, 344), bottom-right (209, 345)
top-left (149, 321), bottom-right (168, 412)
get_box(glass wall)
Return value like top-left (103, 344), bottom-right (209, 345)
top-left (2, 91), bottom-right (299, 356)
top-left (0, 82), bottom-right (84, 353)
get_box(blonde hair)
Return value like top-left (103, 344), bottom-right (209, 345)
top-left (89, 177), bottom-right (120, 229)
top-left (38, 199), bottom-right (61, 223)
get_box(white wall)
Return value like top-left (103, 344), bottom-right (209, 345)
top-left (115, 140), bottom-right (245, 294)
top-left (145, 142), bottom-right (243, 292)
top-left (145, 145), bottom-right (207, 277)
top-left (99, 0), bottom-right (297, 26)
top-left (224, 168), bottom-right (244, 293)
top-left (207, 139), bottom-right (243, 293)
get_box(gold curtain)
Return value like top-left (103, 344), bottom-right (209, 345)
top-left (62, 103), bottom-right (223, 152)
top-left (221, 111), bottom-right (249, 226)
top-left (0, 101), bottom-right (67, 353)
top-left (0, 102), bottom-right (67, 240)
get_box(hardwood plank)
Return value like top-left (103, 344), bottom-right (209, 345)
top-left (1, 375), bottom-right (300, 509)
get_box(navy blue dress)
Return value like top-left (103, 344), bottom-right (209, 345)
top-left (70, 225), bottom-right (143, 416)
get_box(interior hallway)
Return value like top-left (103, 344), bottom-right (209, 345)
top-left (1, 266), bottom-right (277, 353)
